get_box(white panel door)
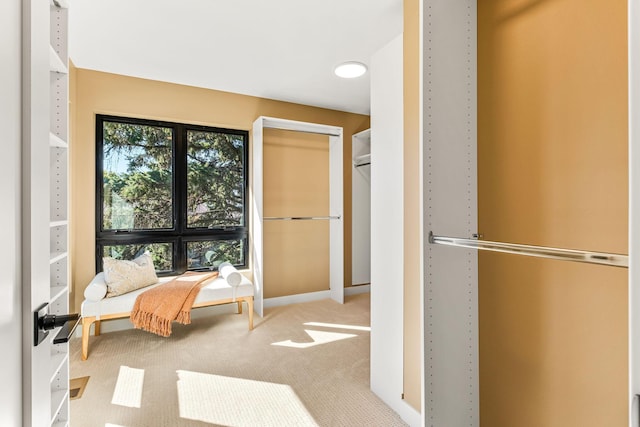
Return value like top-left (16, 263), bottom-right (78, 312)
top-left (1, 0), bottom-right (24, 425)
top-left (370, 34), bottom-right (413, 422)
top-left (23, 0), bottom-right (56, 425)
top-left (23, 0), bottom-right (73, 425)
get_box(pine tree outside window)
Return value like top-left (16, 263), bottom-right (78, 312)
top-left (95, 115), bottom-right (248, 274)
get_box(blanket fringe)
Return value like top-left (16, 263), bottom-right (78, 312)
top-left (129, 271), bottom-right (217, 337)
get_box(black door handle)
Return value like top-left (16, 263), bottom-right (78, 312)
top-left (34, 303), bottom-right (81, 346)
top-left (39, 313), bottom-right (79, 331)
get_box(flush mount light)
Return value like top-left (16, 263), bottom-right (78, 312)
top-left (334, 61), bottom-right (368, 78)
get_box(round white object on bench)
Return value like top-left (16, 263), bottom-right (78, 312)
top-left (84, 272), bottom-right (108, 302)
top-left (218, 262), bottom-right (242, 286)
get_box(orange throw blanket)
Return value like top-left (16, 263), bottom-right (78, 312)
top-left (130, 271), bottom-right (218, 337)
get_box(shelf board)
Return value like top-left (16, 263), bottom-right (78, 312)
top-left (353, 128), bottom-right (371, 139)
top-left (50, 389), bottom-right (68, 423)
top-left (50, 220), bottom-right (68, 228)
top-left (50, 0), bottom-right (70, 8)
top-left (353, 153), bottom-right (371, 167)
top-left (49, 252), bottom-right (68, 265)
top-left (49, 46), bottom-right (68, 74)
top-left (49, 133), bottom-right (68, 148)
top-left (50, 351), bottom-right (68, 383)
top-left (50, 285), bottom-right (67, 303)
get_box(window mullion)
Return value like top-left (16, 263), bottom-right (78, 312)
top-left (175, 124), bottom-right (187, 272)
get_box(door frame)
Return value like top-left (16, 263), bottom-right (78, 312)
top-left (251, 116), bottom-right (344, 318)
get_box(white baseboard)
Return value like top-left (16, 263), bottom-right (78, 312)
top-left (345, 284), bottom-right (371, 296)
top-left (263, 285), bottom-right (371, 310)
top-left (263, 290), bottom-right (331, 309)
top-left (396, 399), bottom-right (422, 427)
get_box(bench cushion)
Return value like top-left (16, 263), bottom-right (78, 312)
top-left (81, 274), bottom-right (254, 319)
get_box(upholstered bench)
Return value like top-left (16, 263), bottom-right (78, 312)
top-left (80, 272), bottom-right (254, 360)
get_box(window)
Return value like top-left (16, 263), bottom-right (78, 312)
top-left (96, 115), bottom-right (248, 274)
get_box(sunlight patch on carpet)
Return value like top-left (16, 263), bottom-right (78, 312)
top-left (111, 366), bottom-right (144, 408)
top-left (176, 370), bottom-right (318, 426)
top-left (304, 321), bottom-right (371, 332)
top-left (271, 329), bottom-right (357, 348)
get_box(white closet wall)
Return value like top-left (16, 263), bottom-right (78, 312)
top-left (422, 0), bottom-right (479, 425)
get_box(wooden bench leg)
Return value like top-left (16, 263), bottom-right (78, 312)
top-left (247, 297), bottom-right (254, 330)
top-left (94, 320), bottom-right (101, 336)
top-left (81, 316), bottom-right (96, 361)
top-left (237, 301), bottom-right (243, 314)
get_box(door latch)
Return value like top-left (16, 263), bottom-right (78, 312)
top-left (34, 303), bottom-right (80, 346)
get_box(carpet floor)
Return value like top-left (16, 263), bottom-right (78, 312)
top-left (69, 293), bottom-right (408, 427)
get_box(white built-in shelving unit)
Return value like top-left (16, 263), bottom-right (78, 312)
top-left (48, 0), bottom-right (70, 425)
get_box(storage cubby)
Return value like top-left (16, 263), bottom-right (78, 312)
top-left (48, 1), bottom-right (70, 426)
top-left (50, 361), bottom-right (70, 425)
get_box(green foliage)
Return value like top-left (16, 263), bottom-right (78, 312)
top-left (102, 122), bottom-right (173, 230)
top-left (187, 240), bottom-right (244, 270)
top-left (187, 130), bottom-right (244, 228)
top-left (100, 121), bottom-right (246, 271)
top-left (104, 243), bottom-right (173, 272)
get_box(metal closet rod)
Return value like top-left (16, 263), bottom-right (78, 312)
top-left (428, 231), bottom-right (629, 268)
top-left (264, 215), bottom-right (341, 221)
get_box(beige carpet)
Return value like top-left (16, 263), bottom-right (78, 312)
top-left (69, 293), bottom-right (409, 427)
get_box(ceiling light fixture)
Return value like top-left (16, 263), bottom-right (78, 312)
top-left (334, 61), bottom-right (368, 79)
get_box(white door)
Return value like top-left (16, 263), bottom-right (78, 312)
top-left (1, 0), bottom-right (25, 425)
top-left (22, 0), bottom-right (74, 425)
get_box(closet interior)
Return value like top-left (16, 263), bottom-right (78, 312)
top-left (423, 0), bottom-right (636, 426)
top-left (351, 128), bottom-right (371, 287)
top-left (252, 117), bottom-right (344, 318)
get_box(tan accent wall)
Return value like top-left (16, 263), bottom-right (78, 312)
top-left (263, 129), bottom-right (330, 298)
top-left (478, 1), bottom-right (628, 425)
top-left (403, 0), bottom-right (422, 411)
top-left (69, 68), bottom-right (369, 312)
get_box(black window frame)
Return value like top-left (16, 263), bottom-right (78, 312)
top-left (95, 114), bottom-right (249, 275)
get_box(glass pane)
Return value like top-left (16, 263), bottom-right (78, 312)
top-left (102, 121), bottom-right (173, 230)
top-left (103, 243), bottom-right (173, 272)
top-left (186, 240), bottom-right (244, 270)
top-left (187, 130), bottom-right (245, 228)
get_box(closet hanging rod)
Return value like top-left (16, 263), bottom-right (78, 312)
top-left (428, 231), bottom-right (629, 268)
top-left (264, 215), bottom-right (341, 221)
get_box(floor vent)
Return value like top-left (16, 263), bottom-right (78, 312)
top-left (70, 376), bottom-right (90, 400)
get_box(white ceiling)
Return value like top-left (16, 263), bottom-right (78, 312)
top-left (68, 0), bottom-right (403, 115)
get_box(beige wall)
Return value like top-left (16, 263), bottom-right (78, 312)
top-left (478, 1), bottom-right (628, 425)
top-left (403, 0), bottom-right (422, 411)
top-left (263, 129), bottom-right (330, 298)
top-left (70, 68), bottom-right (369, 311)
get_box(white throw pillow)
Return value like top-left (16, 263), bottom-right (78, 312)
top-left (103, 252), bottom-right (158, 298)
